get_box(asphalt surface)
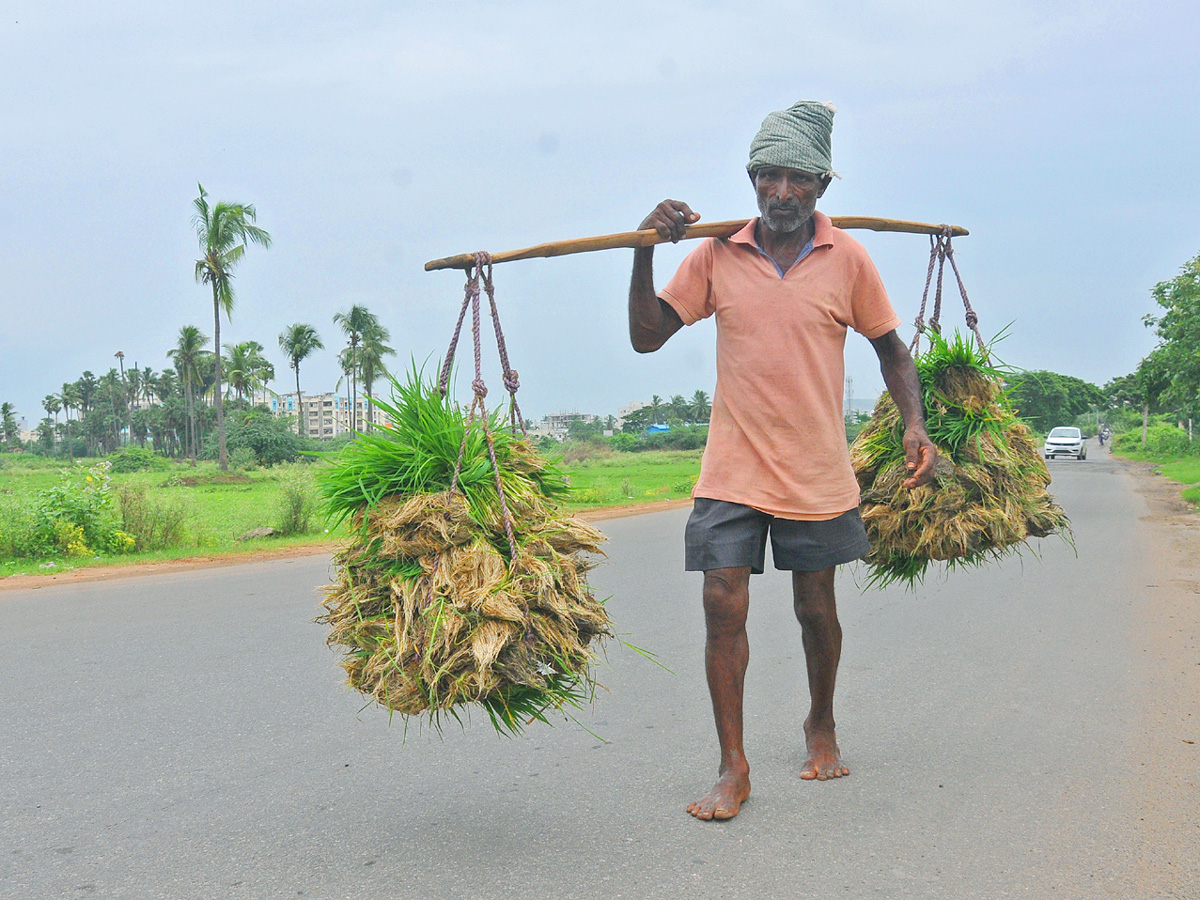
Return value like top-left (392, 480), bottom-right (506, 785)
top-left (1, 442), bottom-right (1191, 899)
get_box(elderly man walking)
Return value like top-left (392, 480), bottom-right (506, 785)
top-left (628, 100), bottom-right (936, 820)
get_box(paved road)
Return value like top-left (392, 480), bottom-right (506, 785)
top-left (1, 443), bottom-right (1189, 898)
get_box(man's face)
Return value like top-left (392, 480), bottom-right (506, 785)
top-left (751, 166), bottom-right (830, 235)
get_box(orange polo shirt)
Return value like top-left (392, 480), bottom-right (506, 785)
top-left (660, 212), bottom-right (900, 519)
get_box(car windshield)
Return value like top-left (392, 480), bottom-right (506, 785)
top-left (1048, 427), bottom-right (1081, 439)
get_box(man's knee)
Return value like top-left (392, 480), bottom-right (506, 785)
top-left (792, 568), bottom-right (837, 623)
top-left (703, 567), bottom-right (750, 632)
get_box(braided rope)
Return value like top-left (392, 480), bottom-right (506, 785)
top-left (909, 227), bottom-right (984, 358)
top-left (444, 252), bottom-right (521, 560)
top-left (479, 259), bottom-right (527, 436)
top-left (909, 233), bottom-right (941, 354)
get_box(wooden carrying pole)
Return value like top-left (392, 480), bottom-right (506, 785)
top-left (424, 216), bottom-right (969, 272)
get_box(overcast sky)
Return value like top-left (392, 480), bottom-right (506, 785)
top-left (3, 1), bottom-right (1198, 428)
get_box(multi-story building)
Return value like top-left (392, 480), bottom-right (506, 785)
top-left (270, 392), bottom-right (385, 438)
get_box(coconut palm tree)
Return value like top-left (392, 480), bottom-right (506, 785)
top-left (278, 323), bottom-right (323, 437)
top-left (0, 402), bottom-right (19, 446)
top-left (691, 389), bottom-right (711, 423)
top-left (648, 394), bottom-right (664, 424)
top-left (192, 183), bottom-right (272, 471)
top-left (168, 325), bottom-right (210, 462)
top-left (336, 346), bottom-right (355, 433)
top-left (43, 394), bottom-right (61, 433)
top-left (222, 341), bottom-right (273, 404)
top-left (357, 320), bottom-right (394, 433)
top-left (75, 371), bottom-right (97, 417)
top-left (332, 304), bottom-right (378, 432)
top-left (60, 382), bottom-right (80, 462)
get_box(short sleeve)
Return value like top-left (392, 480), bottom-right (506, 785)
top-left (659, 239), bottom-right (717, 325)
top-left (847, 252), bottom-right (901, 339)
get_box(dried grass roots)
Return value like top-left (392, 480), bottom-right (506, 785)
top-left (850, 334), bottom-right (1070, 586)
top-left (321, 490), bottom-right (612, 724)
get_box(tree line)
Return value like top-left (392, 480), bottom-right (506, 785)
top-left (0, 185), bottom-right (394, 466)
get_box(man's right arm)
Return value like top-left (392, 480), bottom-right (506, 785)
top-left (628, 199), bottom-right (698, 353)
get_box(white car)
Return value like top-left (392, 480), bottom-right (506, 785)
top-left (1044, 426), bottom-right (1086, 460)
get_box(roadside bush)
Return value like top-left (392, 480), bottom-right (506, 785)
top-left (0, 497), bottom-right (37, 559)
top-left (29, 462), bottom-right (134, 557)
top-left (115, 483), bottom-right (188, 551)
top-left (229, 446), bottom-right (259, 471)
top-left (639, 426), bottom-right (708, 451)
top-left (108, 446), bottom-right (168, 473)
top-left (275, 465), bottom-right (317, 536)
top-left (1113, 423), bottom-right (1200, 457)
top-left (608, 433), bottom-right (639, 452)
top-left (204, 410), bottom-right (309, 466)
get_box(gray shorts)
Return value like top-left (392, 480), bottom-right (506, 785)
top-left (684, 498), bottom-right (870, 574)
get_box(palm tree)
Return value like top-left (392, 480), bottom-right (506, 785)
top-left (0, 402), bottom-right (19, 446)
top-left (279, 323), bottom-right (323, 436)
top-left (649, 394), bottom-right (664, 424)
top-left (691, 389), bottom-right (711, 423)
top-left (60, 382), bottom-right (80, 462)
top-left (43, 394), bottom-right (61, 434)
top-left (76, 371), bottom-right (97, 416)
top-left (332, 304), bottom-right (378, 432)
top-left (357, 320), bottom-right (394, 433)
top-left (192, 183), bottom-right (272, 471)
top-left (247, 342), bottom-right (275, 406)
top-left (100, 369), bottom-right (125, 452)
top-left (336, 347), bottom-right (355, 433)
top-left (138, 367), bottom-right (157, 406)
top-left (669, 394), bottom-right (687, 422)
top-left (168, 325), bottom-right (210, 462)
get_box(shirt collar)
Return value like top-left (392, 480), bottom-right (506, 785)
top-left (729, 210), bottom-right (835, 250)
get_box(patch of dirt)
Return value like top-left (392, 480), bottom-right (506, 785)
top-left (167, 473), bottom-right (254, 486)
top-left (0, 499), bottom-right (695, 592)
top-left (1119, 459), bottom-right (1200, 893)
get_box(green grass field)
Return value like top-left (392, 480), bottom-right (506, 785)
top-left (0, 447), bottom-right (703, 578)
top-left (1110, 448), bottom-right (1200, 508)
top-left (1156, 459), bottom-right (1200, 506)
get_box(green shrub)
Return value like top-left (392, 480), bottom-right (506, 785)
top-left (229, 446), bottom-right (259, 471)
top-left (31, 463), bottom-right (114, 556)
top-left (275, 466), bottom-right (317, 536)
top-left (204, 410), bottom-right (309, 466)
top-left (608, 433), bottom-right (638, 452)
top-left (115, 483), bottom-right (188, 551)
top-left (1113, 423), bottom-right (1200, 457)
top-left (108, 446), bottom-right (168, 473)
top-left (0, 497), bottom-right (37, 559)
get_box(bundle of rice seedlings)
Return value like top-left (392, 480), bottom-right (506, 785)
top-left (317, 368), bottom-right (612, 735)
top-left (850, 330), bottom-right (1071, 588)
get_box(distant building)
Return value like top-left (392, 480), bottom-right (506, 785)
top-left (270, 391), bottom-right (385, 438)
top-left (529, 412), bottom-right (599, 442)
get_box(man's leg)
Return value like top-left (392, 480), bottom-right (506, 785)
top-left (687, 566), bottom-right (753, 820)
top-left (793, 567), bottom-right (850, 780)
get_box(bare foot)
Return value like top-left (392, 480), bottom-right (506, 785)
top-left (801, 721), bottom-right (849, 781)
top-left (687, 768), bottom-right (751, 820)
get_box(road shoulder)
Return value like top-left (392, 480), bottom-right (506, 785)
top-left (1121, 459), bottom-right (1200, 893)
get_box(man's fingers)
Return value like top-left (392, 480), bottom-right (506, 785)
top-left (640, 200), bottom-right (699, 243)
top-left (903, 444), bottom-right (937, 487)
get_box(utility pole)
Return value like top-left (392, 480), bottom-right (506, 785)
top-left (115, 350), bottom-right (129, 447)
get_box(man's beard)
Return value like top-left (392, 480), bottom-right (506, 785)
top-left (757, 196), bottom-right (815, 235)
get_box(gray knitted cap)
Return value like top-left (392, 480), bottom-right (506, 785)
top-left (747, 100), bottom-right (837, 176)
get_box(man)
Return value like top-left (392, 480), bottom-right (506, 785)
top-left (628, 100), bottom-right (936, 821)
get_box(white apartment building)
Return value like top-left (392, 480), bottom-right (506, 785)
top-left (271, 391), bottom-right (385, 438)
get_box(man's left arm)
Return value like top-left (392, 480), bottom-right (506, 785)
top-left (868, 330), bottom-right (937, 488)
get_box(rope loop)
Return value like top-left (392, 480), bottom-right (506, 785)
top-left (438, 250), bottom-right (524, 560)
top-left (909, 227), bottom-right (986, 359)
